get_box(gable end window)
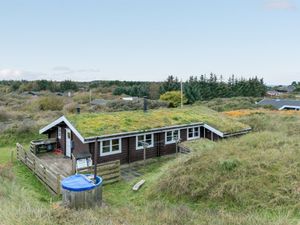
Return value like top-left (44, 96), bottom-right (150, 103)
top-left (136, 133), bottom-right (154, 150)
top-left (165, 129), bottom-right (180, 144)
top-left (187, 126), bottom-right (200, 140)
top-left (100, 138), bottom-right (121, 156)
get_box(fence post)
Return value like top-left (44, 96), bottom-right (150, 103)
top-left (57, 175), bottom-right (61, 195)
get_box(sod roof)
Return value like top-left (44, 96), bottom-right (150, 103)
top-left (66, 106), bottom-right (250, 138)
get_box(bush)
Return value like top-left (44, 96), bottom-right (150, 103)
top-left (159, 91), bottom-right (187, 108)
top-left (63, 102), bottom-right (78, 113)
top-left (37, 96), bottom-right (64, 111)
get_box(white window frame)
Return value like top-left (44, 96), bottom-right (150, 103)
top-left (136, 133), bottom-right (154, 150)
top-left (57, 126), bottom-right (62, 139)
top-left (187, 126), bottom-right (200, 140)
top-left (100, 138), bottom-right (122, 156)
top-left (165, 129), bottom-right (180, 144)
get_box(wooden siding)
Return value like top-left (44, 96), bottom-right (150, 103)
top-left (46, 124), bottom-right (223, 165)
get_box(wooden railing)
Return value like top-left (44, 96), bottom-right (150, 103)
top-left (30, 138), bottom-right (57, 155)
top-left (178, 144), bottom-right (191, 154)
top-left (16, 143), bottom-right (65, 195)
top-left (77, 160), bottom-right (120, 185)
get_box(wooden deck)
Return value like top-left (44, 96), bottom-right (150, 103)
top-left (17, 142), bottom-right (121, 194)
top-left (38, 152), bottom-right (72, 177)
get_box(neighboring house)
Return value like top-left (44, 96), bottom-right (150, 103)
top-left (23, 91), bottom-right (41, 97)
top-left (90, 99), bottom-right (108, 106)
top-left (258, 99), bottom-right (300, 110)
top-left (121, 97), bottom-right (139, 101)
top-left (39, 106), bottom-right (251, 164)
top-left (275, 85), bottom-right (296, 93)
top-left (266, 90), bottom-right (280, 97)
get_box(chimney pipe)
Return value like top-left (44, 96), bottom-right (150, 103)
top-left (143, 96), bottom-right (148, 112)
top-left (76, 106), bottom-right (81, 114)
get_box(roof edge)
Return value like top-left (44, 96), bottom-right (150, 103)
top-left (39, 116), bottom-right (85, 143)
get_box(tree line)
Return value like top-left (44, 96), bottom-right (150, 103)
top-left (0, 74), bottom-right (267, 102)
top-left (160, 74), bottom-right (266, 103)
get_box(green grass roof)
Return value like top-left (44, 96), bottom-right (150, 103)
top-left (67, 106), bottom-right (250, 138)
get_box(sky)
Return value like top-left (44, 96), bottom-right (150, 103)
top-left (0, 0), bottom-right (299, 85)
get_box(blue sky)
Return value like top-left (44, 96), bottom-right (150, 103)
top-left (0, 0), bottom-right (299, 84)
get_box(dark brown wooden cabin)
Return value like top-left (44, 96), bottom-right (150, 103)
top-left (39, 115), bottom-right (250, 165)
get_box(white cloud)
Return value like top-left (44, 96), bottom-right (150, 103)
top-left (0, 69), bottom-right (23, 80)
top-left (265, 0), bottom-right (297, 10)
top-left (0, 67), bottom-right (103, 81)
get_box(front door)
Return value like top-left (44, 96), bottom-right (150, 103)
top-left (65, 128), bottom-right (71, 157)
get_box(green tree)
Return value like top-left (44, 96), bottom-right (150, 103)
top-left (160, 91), bottom-right (187, 107)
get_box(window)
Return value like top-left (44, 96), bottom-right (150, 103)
top-left (165, 129), bottom-right (180, 144)
top-left (57, 127), bottom-right (61, 139)
top-left (187, 126), bottom-right (200, 140)
top-left (136, 133), bottom-right (154, 150)
top-left (100, 138), bottom-right (121, 156)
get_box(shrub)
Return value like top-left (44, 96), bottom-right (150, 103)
top-left (63, 102), bottom-right (78, 113)
top-left (160, 91), bottom-right (187, 108)
top-left (37, 96), bottom-right (64, 111)
top-left (73, 92), bottom-right (91, 104)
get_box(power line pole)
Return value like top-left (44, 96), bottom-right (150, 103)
top-left (181, 78), bottom-right (183, 108)
top-left (89, 89), bottom-right (92, 105)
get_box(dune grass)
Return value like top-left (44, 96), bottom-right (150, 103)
top-left (151, 111), bottom-right (300, 216)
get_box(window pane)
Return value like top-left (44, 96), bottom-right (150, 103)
top-left (111, 139), bottom-right (119, 151)
top-left (102, 140), bottom-right (110, 147)
top-left (145, 134), bottom-right (152, 146)
top-left (173, 130), bottom-right (179, 140)
top-left (112, 139), bottom-right (119, 146)
top-left (194, 127), bottom-right (199, 136)
top-left (112, 144), bottom-right (119, 152)
top-left (166, 131), bottom-right (172, 137)
top-left (167, 136), bottom-right (172, 142)
top-left (146, 139), bottom-right (152, 146)
top-left (102, 146), bottom-right (110, 153)
top-left (145, 134), bottom-right (152, 140)
top-left (188, 128), bottom-right (193, 137)
top-left (138, 135), bottom-right (144, 142)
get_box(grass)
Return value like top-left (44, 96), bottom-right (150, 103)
top-left (1, 98), bottom-right (300, 224)
top-left (150, 111), bottom-right (300, 216)
top-left (67, 105), bottom-right (250, 138)
top-left (1, 149), bottom-right (296, 225)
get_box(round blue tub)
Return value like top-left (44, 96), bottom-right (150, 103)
top-left (61, 174), bottom-right (103, 209)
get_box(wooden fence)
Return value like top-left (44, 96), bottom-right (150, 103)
top-left (77, 160), bottom-right (120, 185)
top-left (16, 143), bottom-right (65, 195)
